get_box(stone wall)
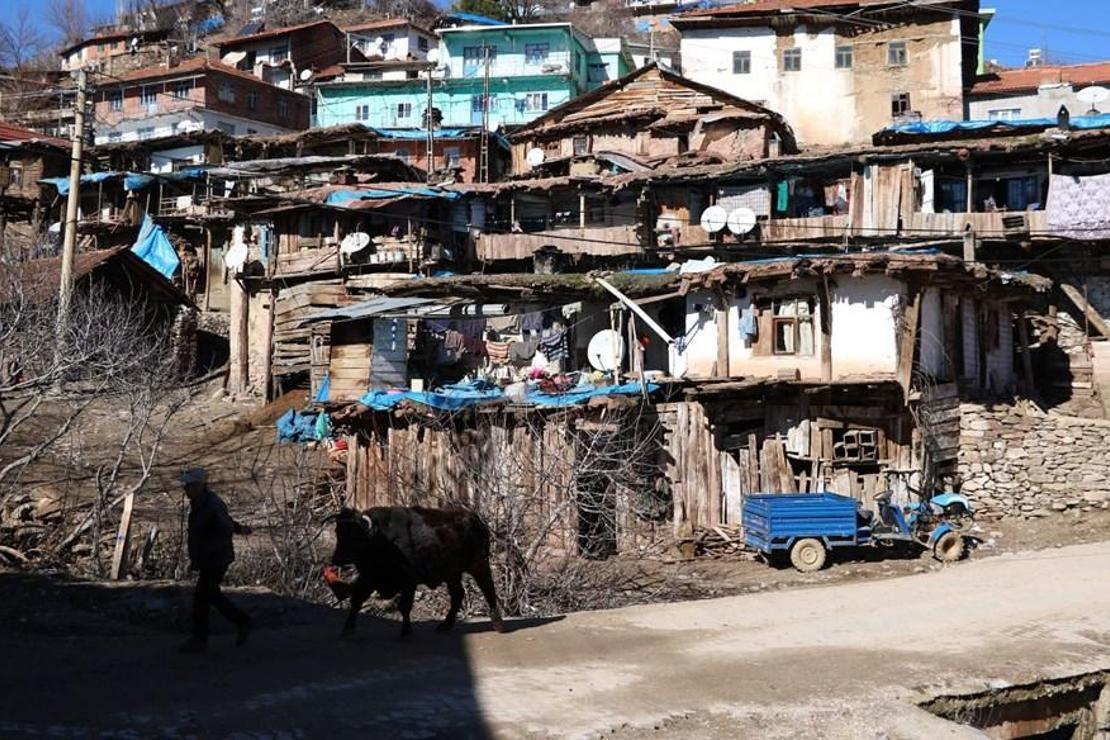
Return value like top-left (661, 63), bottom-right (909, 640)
top-left (958, 403), bottom-right (1110, 518)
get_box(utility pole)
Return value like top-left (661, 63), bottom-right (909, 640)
top-left (479, 43), bottom-right (491, 184)
top-left (425, 65), bottom-right (434, 183)
top-left (57, 68), bottom-right (87, 339)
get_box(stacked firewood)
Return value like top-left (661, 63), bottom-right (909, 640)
top-left (686, 526), bottom-right (755, 559)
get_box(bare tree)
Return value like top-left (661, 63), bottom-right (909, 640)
top-left (0, 8), bottom-right (48, 71)
top-left (46, 0), bottom-right (93, 50)
top-left (0, 264), bottom-right (193, 570)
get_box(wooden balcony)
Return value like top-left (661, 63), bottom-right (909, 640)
top-left (477, 224), bottom-right (641, 261)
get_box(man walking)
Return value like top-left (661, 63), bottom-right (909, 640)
top-left (178, 468), bottom-right (253, 654)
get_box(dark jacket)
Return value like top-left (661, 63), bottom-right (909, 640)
top-left (187, 489), bottom-right (244, 571)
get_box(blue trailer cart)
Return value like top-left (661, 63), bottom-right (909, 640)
top-left (743, 491), bottom-right (971, 572)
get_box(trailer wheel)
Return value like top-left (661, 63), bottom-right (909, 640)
top-left (790, 538), bottom-right (827, 572)
top-left (933, 531), bottom-right (966, 563)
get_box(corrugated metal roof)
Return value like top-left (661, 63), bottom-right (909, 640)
top-left (302, 296), bottom-right (437, 324)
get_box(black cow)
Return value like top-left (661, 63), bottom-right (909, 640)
top-left (325, 506), bottom-right (505, 637)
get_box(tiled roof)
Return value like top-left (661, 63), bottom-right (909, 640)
top-left (105, 58), bottom-right (305, 94)
top-left (0, 121), bottom-right (69, 149)
top-left (972, 63), bottom-right (1110, 95)
top-left (217, 20), bottom-right (338, 48)
top-left (676, 0), bottom-right (884, 18)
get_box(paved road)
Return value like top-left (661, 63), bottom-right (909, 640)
top-left (3, 542), bottom-right (1110, 739)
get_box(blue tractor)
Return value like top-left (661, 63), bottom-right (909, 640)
top-left (743, 489), bottom-right (973, 572)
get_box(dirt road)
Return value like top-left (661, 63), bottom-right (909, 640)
top-left (3, 540), bottom-right (1110, 739)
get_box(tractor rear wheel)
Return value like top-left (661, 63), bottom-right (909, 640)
top-left (933, 531), bottom-right (966, 562)
top-left (790, 538), bottom-right (827, 572)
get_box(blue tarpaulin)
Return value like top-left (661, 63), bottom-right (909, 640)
top-left (525, 382), bottom-right (659, 408)
top-left (125, 173), bottom-right (155, 191)
top-left (276, 409), bottom-right (318, 443)
top-left (39, 171), bottom-right (120, 196)
top-left (884, 114), bottom-right (1110, 137)
top-left (355, 379), bottom-right (658, 412)
top-left (370, 127), bottom-right (510, 149)
top-left (315, 374), bottom-right (331, 403)
top-left (131, 214), bottom-right (180, 278)
top-left (326, 187), bottom-right (461, 206)
top-left (444, 11), bottom-right (503, 25)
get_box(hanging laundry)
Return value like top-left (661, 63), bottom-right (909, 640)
top-left (739, 306), bottom-right (758, 340)
top-left (509, 339), bottom-right (538, 363)
top-left (486, 340), bottom-right (510, 364)
top-left (539, 329), bottom-right (567, 363)
top-left (776, 180), bottom-right (790, 213)
top-left (520, 311), bottom-right (545, 332)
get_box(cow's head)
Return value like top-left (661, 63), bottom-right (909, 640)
top-left (328, 508), bottom-right (374, 567)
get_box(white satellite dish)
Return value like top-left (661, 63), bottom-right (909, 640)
top-left (372, 36), bottom-right (385, 53)
top-left (727, 207), bottom-right (757, 235)
top-left (224, 241), bottom-right (248, 273)
top-left (1076, 85), bottom-right (1109, 105)
top-left (299, 68), bottom-right (314, 82)
top-left (587, 329), bottom-right (625, 372)
top-left (340, 232), bottom-right (371, 255)
top-left (526, 147), bottom-right (545, 167)
top-left (426, 48), bottom-right (439, 64)
top-left (699, 205), bottom-right (727, 233)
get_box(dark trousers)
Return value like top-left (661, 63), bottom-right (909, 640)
top-left (191, 564), bottom-right (250, 641)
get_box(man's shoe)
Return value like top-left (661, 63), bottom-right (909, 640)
top-left (178, 638), bottom-right (207, 654)
top-left (236, 619), bottom-right (253, 647)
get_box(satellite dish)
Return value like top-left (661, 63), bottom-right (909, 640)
top-left (727, 207), bottom-right (757, 235)
top-left (224, 241), bottom-right (248, 273)
top-left (699, 205), bottom-right (727, 233)
top-left (340, 232), bottom-right (371, 255)
top-left (587, 329), bottom-right (625, 372)
top-left (526, 148), bottom-right (545, 167)
top-left (1076, 85), bottom-right (1109, 105)
top-left (426, 48), bottom-right (439, 64)
top-left (372, 36), bottom-right (385, 53)
top-left (48, 221), bottom-right (61, 234)
top-left (299, 68), bottom-right (314, 82)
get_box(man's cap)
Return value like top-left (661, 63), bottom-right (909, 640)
top-left (178, 467), bottom-right (208, 486)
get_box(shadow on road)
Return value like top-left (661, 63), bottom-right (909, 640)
top-left (0, 571), bottom-right (561, 738)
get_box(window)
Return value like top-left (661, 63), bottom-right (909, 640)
top-left (174, 80), bottom-right (191, 99)
top-left (444, 146), bottom-right (461, 168)
top-left (108, 90), bottom-right (122, 111)
top-left (463, 46), bottom-right (496, 75)
top-left (395, 147), bottom-right (410, 163)
top-left (782, 47), bottom-right (801, 72)
top-left (216, 121), bottom-right (236, 135)
top-left (278, 99), bottom-right (290, 120)
top-left (9, 164), bottom-right (23, 187)
top-left (217, 82), bottom-right (236, 103)
top-left (573, 135), bottom-right (588, 155)
top-left (247, 128), bottom-right (258, 135)
top-left (525, 43), bottom-right (549, 64)
top-left (471, 94), bottom-right (489, 113)
top-left (587, 62), bottom-right (608, 83)
top-left (572, 50), bottom-right (581, 73)
top-left (891, 92), bottom-right (912, 117)
top-left (108, 132), bottom-right (122, 143)
top-left (247, 91), bottom-right (257, 111)
top-left (523, 92), bottom-right (548, 111)
top-left (988, 108), bottom-right (1021, 120)
top-left (418, 36), bottom-right (429, 52)
top-left (761, 297), bottom-right (815, 356)
top-left (141, 86), bottom-right (158, 109)
top-left (138, 126), bottom-right (154, 140)
top-left (732, 50), bottom-right (751, 74)
top-left (269, 44), bottom-right (289, 63)
top-left (356, 104), bottom-right (370, 121)
top-left (835, 45), bottom-right (853, 69)
top-left (396, 102), bottom-right (413, 119)
top-left (887, 41), bottom-right (907, 67)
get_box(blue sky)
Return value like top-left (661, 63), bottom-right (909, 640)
top-left (10, 0), bottom-right (1110, 68)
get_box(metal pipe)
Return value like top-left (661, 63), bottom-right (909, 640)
top-left (594, 276), bottom-right (676, 346)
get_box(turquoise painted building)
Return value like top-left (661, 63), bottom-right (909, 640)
top-left (316, 23), bottom-right (633, 130)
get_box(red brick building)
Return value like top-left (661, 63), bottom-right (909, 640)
top-left (216, 20), bottom-right (350, 93)
top-left (92, 58), bottom-right (311, 145)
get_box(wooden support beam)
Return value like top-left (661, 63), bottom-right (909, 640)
top-left (818, 277), bottom-right (832, 381)
top-left (1016, 314), bottom-right (1038, 399)
top-left (714, 293), bottom-right (730, 378)
top-left (228, 277), bottom-right (249, 393)
top-left (1059, 282), bottom-right (1110, 340)
top-left (897, 287), bottom-right (922, 401)
top-left (110, 493), bottom-right (135, 581)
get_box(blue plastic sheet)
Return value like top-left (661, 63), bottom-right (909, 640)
top-left (131, 215), bottom-right (180, 279)
top-left (276, 409), bottom-right (319, 443)
top-left (315, 374), bottom-right (330, 403)
top-left (39, 171), bottom-right (120, 196)
top-left (884, 114), bottom-right (1110, 137)
top-left (525, 382), bottom-right (659, 408)
top-left (326, 187), bottom-right (461, 206)
top-left (444, 11), bottom-right (503, 25)
top-left (124, 174), bottom-right (155, 191)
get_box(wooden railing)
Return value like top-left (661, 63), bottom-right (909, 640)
top-left (477, 223), bottom-right (640, 260)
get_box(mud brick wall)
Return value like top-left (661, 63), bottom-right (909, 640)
top-left (958, 404), bottom-right (1110, 518)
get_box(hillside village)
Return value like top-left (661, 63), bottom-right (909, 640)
top-left (2, 0), bottom-right (1110, 737)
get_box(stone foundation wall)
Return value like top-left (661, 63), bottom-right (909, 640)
top-left (958, 403), bottom-right (1110, 518)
